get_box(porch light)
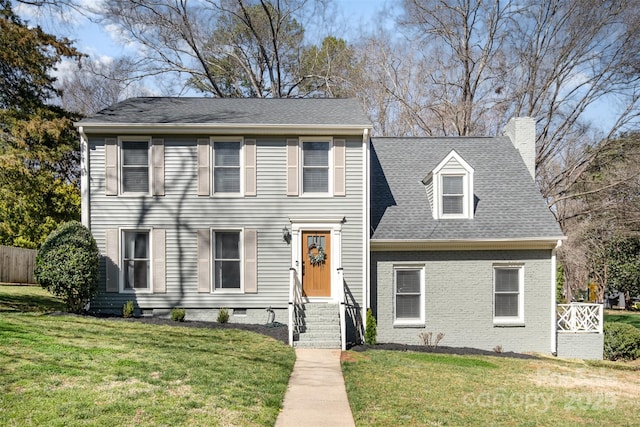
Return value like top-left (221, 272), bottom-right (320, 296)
top-left (282, 225), bottom-right (291, 244)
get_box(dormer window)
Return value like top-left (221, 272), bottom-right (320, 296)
top-left (442, 175), bottom-right (464, 215)
top-left (423, 150), bottom-right (474, 219)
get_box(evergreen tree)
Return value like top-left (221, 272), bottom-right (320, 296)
top-left (0, 0), bottom-right (83, 248)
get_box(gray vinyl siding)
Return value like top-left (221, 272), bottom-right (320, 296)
top-left (371, 250), bottom-right (554, 354)
top-left (442, 156), bottom-right (464, 171)
top-left (87, 135), bottom-right (365, 315)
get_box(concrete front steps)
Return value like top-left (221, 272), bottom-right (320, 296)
top-left (293, 303), bottom-right (341, 349)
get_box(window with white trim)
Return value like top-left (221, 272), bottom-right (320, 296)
top-left (121, 140), bottom-right (150, 194)
top-left (394, 266), bottom-right (425, 324)
top-left (213, 140), bottom-right (242, 194)
top-left (302, 140), bottom-right (330, 194)
top-left (122, 230), bottom-right (150, 291)
top-left (442, 175), bottom-right (464, 215)
top-left (493, 265), bottom-right (524, 324)
top-left (213, 230), bottom-right (242, 291)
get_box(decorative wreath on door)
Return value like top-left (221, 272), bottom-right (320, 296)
top-left (308, 242), bottom-right (326, 266)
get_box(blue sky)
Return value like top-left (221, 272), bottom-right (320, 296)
top-left (16, 0), bottom-right (392, 60)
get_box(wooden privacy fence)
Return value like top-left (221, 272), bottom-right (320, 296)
top-left (0, 245), bottom-right (37, 284)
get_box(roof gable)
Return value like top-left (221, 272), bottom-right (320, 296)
top-left (428, 149), bottom-right (474, 179)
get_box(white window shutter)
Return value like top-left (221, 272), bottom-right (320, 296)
top-left (244, 229), bottom-right (257, 293)
top-left (105, 229), bottom-right (119, 292)
top-left (244, 139), bottom-right (257, 196)
top-left (334, 139), bottom-right (346, 196)
top-left (197, 229), bottom-right (210, 293)
top-left (286, 139), bottom-right (299, 196)
top-left (197, 139), bottom-right (210, 196)
top-left (151, 139), bottom-right (165, 196)
top-left (152, 229), bottom-right (166, 293)
top-left (105, 138), bottom-right (118, 195)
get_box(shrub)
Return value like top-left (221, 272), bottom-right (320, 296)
top-left (34, 221), bottom-right (99, 313)
top-left (122, 301), bottom-right (135, 318)
top-left (217, 307), bottom-right (229, 323)
top-left (418, 331), bottom-right (445, 348)
top-left (171, 307), bottom-right (186, 322)
top-left (604, 323), bottom-right (640, 361)
top-left (365, 308), bottom-right (377, 345)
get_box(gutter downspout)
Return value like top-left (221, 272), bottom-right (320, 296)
top-left (79, 127), bottom-right (90, 229)
top-left (551, 239), bottom-right (562, 355)
top-left (363, 128), bottom-right (371, 343)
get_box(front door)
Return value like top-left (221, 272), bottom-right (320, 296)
top-left (301, 231), bottom-right (331, 297)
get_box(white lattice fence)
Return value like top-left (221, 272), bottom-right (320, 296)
top-left (557, 303), bottom-right (603, 333)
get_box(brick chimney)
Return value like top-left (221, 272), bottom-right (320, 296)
top-left (503, 117), bottom-right (536, 180)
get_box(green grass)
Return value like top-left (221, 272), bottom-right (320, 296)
top-left (343, 351), bottom-right (640, 426)
top-left (0, 286), bottom-right (295, 426)
top-left (605, 310), bottom-right (640, 329)
top-left (0, 284), bottom-right (65, 313)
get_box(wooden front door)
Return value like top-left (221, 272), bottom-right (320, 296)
top-left (302, 231), bottom-right (331, 297)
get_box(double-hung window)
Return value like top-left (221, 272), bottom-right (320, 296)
top-left (302, 140), bottom-right (330, 194)
top-left (442, 175), bottom-right (464, 215)
top-left (122, 230), bottom-right (150, 291)
top-left (213, 231), bottom-right (242, 291)
top-left (394, 266), bottom-right (425, 325)
top-left (213, 140), bottom-right (241, 194)
top-left (494, 265), bottom-right (524, 324)
top-left (286, 137), bottom-right (344, 197)
top-left (121, 140), bottom-right (150, 194)
top-left (105, 136), bottom-right (163, 197)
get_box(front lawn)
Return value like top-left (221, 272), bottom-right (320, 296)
top-left (0, 286), bottom-right (295, 426)
top-left (343, 350), bottom-right (639, 426)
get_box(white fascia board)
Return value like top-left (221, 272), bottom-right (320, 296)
top-left (370, 236), bottom-right (567, 251)
top-left (432, 149), bottom-right (474, 175)
top-left (74, 122), bottom-right (372, 136)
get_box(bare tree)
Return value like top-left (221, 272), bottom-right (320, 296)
top-left (505, 0), bottom-right (640, 199)
top-left (349, 30), bottom-right (438, 137)
top-left (56, 57), bottom-right (155, 116)
top-left (97, 0), bottom-right (340, 98)
top-left (400, 0), bottom-right (512, 136)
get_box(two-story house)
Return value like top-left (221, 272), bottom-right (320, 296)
top-left (77, 97), bottom-right (371, 349)
top-left (77, 98), bottom-right (603, 358)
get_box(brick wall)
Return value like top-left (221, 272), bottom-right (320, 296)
top-left (371, 249), bottom-right (554, 354)
top-left (503, 117), bottom-right (536, 180)
top-left (556, 333), bottom-right (603, 360)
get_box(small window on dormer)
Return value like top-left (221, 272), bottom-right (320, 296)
top-left (442, 175), bottom-right (464, 215)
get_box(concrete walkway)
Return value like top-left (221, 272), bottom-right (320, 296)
top-left (275, 348), bottom-right (356, 427)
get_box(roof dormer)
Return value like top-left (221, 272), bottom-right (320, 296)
top-left (422, 150), bottom-right (474, 220)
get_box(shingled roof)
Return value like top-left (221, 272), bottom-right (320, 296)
top-left (76, 97), bottom-right (371, 127)
top-left (370, 136), bottom-right (563, 242)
